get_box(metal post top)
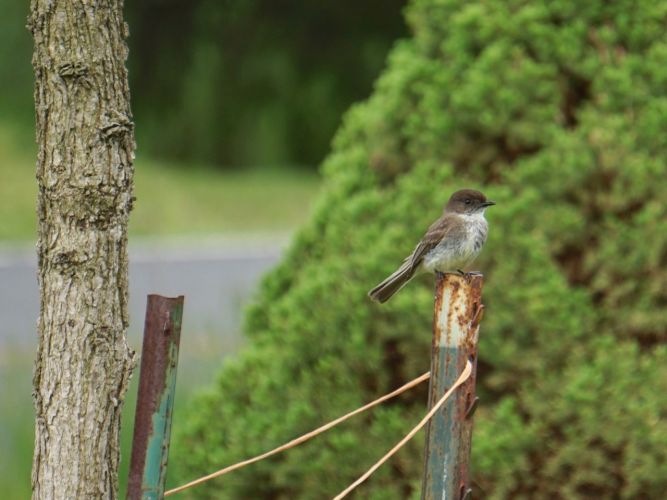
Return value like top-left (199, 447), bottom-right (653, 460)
top-left (146, 294), bottom-right (185, 304)
top-left (433, 273), bottom-right (483, 349)
top-left (434, 272), bottom-right (483, 290)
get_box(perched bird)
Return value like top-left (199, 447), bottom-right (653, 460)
top-left (368, 189), bottom-right (495, 303)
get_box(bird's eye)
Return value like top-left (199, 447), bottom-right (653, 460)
top-left (464, 199), bottom-right (471, 205)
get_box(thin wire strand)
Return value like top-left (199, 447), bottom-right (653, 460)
top-left (165, 371), bottom-right (431, 496)
top-left (333, 360), bottom-right (473, 500)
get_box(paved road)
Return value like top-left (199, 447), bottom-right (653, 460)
top-left (0, 236), bottom-right (288, 350)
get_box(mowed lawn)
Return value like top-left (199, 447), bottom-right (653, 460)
top-left (0, 123), bottom-right (321, 242)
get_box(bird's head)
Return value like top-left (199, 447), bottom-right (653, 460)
top-left (445, 189), bottom-right (495, 215)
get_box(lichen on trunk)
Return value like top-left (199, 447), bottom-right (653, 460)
top-left (28, 0), bottom-right (136, 498)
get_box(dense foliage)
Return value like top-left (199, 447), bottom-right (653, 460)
top-left (0, 0), bottom-right (405, 168)
top-left (126, 0), bottom-right (406, 167)
top-left (173, 0), bottom-right (667, 497)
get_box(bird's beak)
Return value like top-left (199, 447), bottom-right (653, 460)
top-left (481, 200), bottom-right (496, 207)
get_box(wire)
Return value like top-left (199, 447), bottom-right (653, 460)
top-left (333, 360), bottom-right (473, 499)
top-left (165, 371), bottom-right (431, 496)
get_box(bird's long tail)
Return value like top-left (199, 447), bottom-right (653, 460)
top-left (368, 261), bottom-right (415, 303)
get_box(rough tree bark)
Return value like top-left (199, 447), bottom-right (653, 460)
top-left (28, 0), bottom-right (136, 498)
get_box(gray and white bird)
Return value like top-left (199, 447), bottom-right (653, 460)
top-left (368, 189), bottom-right (494, 303)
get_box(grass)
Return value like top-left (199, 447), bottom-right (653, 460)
top-left (130, 160), bottom-right (320, 237)
top-left (0, 345), bottom-right (34, 500)
top-left (0, 125), bottom-right (38, 242)
top-left (0, 122), bottom-right (321, 242)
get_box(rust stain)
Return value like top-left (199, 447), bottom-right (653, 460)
top-left (445, 274), bottom-right (461, 348)
top-left (127, 295), bottom-right (184, 499)
top-left (433, 273), bottom-right (445, 347)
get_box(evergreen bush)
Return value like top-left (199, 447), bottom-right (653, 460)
top-left (172, 1), bottom-right (667, 497)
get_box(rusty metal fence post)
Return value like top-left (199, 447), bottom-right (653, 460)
top-left (421, 273), bottom-right (484, 500)
top-left (127, 295), bottom-right (184, 500)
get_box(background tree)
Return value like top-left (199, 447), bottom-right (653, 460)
top-left (173, 0), bottom-right (667, 498)
top-left (126, 0), bottom-right (407, 167)
top-left (29, 1), bottom-right (135, 497)
top-left (2, 1), bottom-right (407, 170)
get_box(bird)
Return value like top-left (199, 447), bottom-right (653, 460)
top-left (368, 189), bottom-right (495, 303)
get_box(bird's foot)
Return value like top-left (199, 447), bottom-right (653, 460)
top-left (458, 270), bottom-right (483, 283)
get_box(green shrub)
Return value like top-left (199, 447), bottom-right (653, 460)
top-left (171, 0), bottom-right (667, 497)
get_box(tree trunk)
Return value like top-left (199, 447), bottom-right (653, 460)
top-left (28, 0), bottom-right (136, 497)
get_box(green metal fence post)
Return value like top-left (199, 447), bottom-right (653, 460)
top-left (127, 295), bottom-right (184, 500)
top-left (421, 273), bottom-right (484, 500)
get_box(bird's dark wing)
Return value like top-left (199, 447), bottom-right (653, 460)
top-left (408, 214), bottom-right (464, 271)
top-left (368, 213), bottom-right (463, 302)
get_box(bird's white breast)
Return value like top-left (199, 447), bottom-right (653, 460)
top-left (422, 212), bottom-right (488, 273)
top-left (459, 211), bottom-right (488, 261)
